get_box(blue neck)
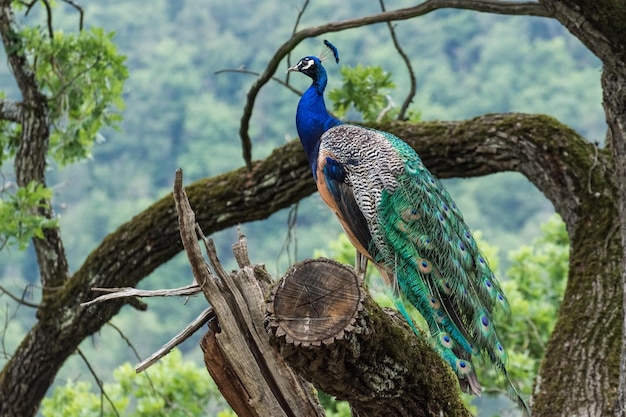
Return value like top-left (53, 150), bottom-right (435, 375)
top-left (295, 71), bottom-right (342, 176)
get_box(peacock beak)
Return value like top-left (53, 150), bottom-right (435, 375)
top-left (286, 64), bottom-right (299, 73)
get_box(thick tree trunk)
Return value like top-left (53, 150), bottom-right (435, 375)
top-left (531, 154), bottom-right (622, 416)
top-left (537, 2), bottom-right (626, 415)
top-left (602, 68), bottom-right (626, 417)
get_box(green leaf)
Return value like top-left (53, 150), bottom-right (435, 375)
top-left (328, 64), bottom-right (397, 123)
top-left (0, 181), bottom-right (57, 250)
top-left (41, 349), bottom-right (233, 417)
top-left (20, 25), bottom-right (128, 165)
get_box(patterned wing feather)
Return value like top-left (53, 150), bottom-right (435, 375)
top-left (318, 154), bottom-right (378, 260)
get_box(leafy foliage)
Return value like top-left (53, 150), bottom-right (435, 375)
top-left (0, 181), bottom-right (56, 249)
top-left (329, 64), bottom-right (396, 123)
top-left (484, 215), bottom-right (568, 396)
top-left (41, 349), bottom-right (234, 417)
top-left (0, 5), bottom-right (127, 253)
top-left (20, 26), bottom-right (127, 165)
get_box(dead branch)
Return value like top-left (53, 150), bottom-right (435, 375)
top-left (173, 168), bottom-right (325, 417)
top-left (135, 308), bottom-right (214, 373)
top-left (80, 284), bottom-right (202, 308)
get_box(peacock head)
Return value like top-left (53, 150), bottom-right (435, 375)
top-left (287, 40), bottom-right (339, 81)
top-left (287, 56), bottom-right (324, 80)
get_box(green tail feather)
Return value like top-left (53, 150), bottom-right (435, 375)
top-left (372, 138), bottom-right (528, 412)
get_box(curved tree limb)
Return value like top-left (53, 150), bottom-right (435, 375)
top-left (238, 0), bottom-right (552, 167)
top-left (0, 112), bottom-right (601, 416)
top-left (540, 0), bottom-right (626, 79)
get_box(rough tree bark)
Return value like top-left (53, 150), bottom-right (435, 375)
top-left (537, 1), bottom-right (626, 415)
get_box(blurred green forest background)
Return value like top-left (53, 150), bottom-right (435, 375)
top-left (0, 0), bottom-right (603, 413)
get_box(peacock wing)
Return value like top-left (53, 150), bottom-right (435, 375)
top-left (315, 151), bottom-right (379, 261)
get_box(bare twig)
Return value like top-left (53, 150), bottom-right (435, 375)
top-left (0, 284), bottom-right (39, 308)
top-left (379, 0), bottom-right (416, 121)
top-left (47, 56), bottom-right (102, 104)
top-left (41, 0), bottom-right (53, 39)
top-left (276, 203), bottom-right (298, 275)
top-left (106, 321), bottom-right (146, 363)
top-left (80, 284), bottom-right (201, 308)
top-left (286, 0), bottom-right (311, 85)
top-left (215, 68), bottom-right (302, 96)
top-left (0, 302), bottom-right (17, 359)
top-left (376, 94), bottom-right (395, 123)
top-left (21, 1), bottom-right (37, 15)
top-left (77, 348), bottom-right (121, 417)
top-left (62, 0), bottom-right (84, 30)
top-left (238, 0), bottom-right (551, 167)
top-left (135, 308), bottom-right (214, 373)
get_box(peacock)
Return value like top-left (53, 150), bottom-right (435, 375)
top-left (287, 40), bottom-right (530, 415)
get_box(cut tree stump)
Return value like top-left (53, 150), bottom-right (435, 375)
top-left (267, 258), bottom-right (364, 346)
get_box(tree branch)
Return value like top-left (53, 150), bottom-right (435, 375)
top-left (238, 0), bottom-right (552, 166)
top-left (0, 113), bottom-right (593, 416)
top-left (539, 0), bottom-right (626, 79)
top-left (77, 348), bottom-right (121, 417)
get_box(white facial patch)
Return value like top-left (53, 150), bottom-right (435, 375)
top-left (300, 58), bottom-right (315, 71)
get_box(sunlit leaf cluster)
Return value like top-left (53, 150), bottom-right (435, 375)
top-left (0, 181), bottom-right (56, 250)
top-left (41, 349), bottom-right (234, 417)
top-left (328, 64), bottom-right (396, 123)
top-left (20, 26), bottom-right (128, 165)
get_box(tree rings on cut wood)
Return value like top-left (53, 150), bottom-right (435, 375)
top-left (267, 258), bottom-right (364, 346)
